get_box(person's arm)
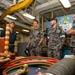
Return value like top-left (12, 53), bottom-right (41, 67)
top-left (38, 30), bottom-right (44, 46)
top-left (66, 29), bottom-right (74, 34)
top-left (38, 38), bottom-right (44, 46)
top-left (70, 30), bottom-right (75, 34)
top-left (26, 39), bottom-right (30, 48)
top-left (60, 28), bottom-right (65, 45)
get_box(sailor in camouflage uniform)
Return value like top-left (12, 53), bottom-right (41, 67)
top-left (67, 14), bottom-right (75, 55)
top-left (47, 18), bottom-right (65, 59)
top-left (26, 20), bottom-right (44, 56)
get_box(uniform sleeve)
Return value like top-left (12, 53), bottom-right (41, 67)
top-left (40, 30), bottom-right (44, 38)
top-left (47, 28), bottom-right (50, 41)
top-left (60, 29), bottom-right (65, 44)
top-left (14, 31), bottom-right (17, 41)
top-left (29, 30), bottom-right (32, 40)
top-left (1, 29), bottom-right (5, 37)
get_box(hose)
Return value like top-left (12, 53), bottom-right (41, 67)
top-left (45, 58), bottom-right (75, 75)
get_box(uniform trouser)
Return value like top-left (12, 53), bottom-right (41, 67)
top-left (71, 47), bottom-right (75, 55)
top-left (47, 48), bottom-right (61, 59)
top-left (30, 46), bottom-right (42, 56)
top-left (9, 45), bottom-right (14, 53)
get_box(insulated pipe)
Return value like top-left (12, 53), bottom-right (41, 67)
top-left (15, 12), bottom-right (33, 25)
top-left (34, 0), bottom-right (75, 16)
top-left (0, 0), bottom-right (33, 21)
top-left (0, 12), bottom-right (31, 29)
top-left (44, 58), bottom-right (75, 75)
top-left (4, 17), bottom-right (31, 30)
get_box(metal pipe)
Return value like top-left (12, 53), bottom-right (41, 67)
top-left (0, 0), bottom-right (33, 21)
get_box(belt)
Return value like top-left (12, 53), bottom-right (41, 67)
top-left (9, 44), bottom-right (14, 46)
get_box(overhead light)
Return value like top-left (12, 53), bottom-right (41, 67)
top-left (23, 13), bottom-right (35, 19)
top-left (60, 0), bottom-right (71, 8)
top-left (22, 29), bottom-right (29, 32)
top-left (0, 28), bottom-right (3, 30)
top-left (6, 15), bottom-right (17, 20)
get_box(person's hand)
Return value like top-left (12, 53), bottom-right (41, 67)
top-left (69, 29), bottom-right (74, 34)
top-left (26, 45), bottom-right (29, 48)
top-left (38, 43), bottom-right (41, 46)
top-left (71, 29), bottom-right (74, 33)
top-left (36, 72), bottom-right (43, 75)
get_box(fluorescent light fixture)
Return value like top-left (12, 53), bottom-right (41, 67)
top-left (60, 0), bottom-right (71, 8)
top-left (16, 31), bottom-right (19, 33)
top-left (6, 15), bottom-right (17, 20)
top-left (23, 13), bottom-right (35, 19)
top-left (22, 29), bottom-right (29, 32)
top-left (0, 28), bottom-right (3, 30)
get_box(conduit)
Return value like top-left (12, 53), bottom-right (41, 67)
top-left (0, 0), bottom-right (33, 21)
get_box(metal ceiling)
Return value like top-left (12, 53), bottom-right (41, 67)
top-left (0, 0), bottom-right (75, 30)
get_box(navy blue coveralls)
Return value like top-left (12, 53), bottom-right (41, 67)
top-left (1, 29), bottom-right (16, 53)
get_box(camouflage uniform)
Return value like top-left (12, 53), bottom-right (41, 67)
top-left (29, 28), bottom-right (44, 56)
top-left (47, 26), bottom-right (65, 59)
top-left (70, 23), bottom-right (75, 55)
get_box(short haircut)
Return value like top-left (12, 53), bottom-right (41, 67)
top-left (34, 19), bottom-right (38, 24)
top-left (10, 22), bottom-right (15, 25)
top-left (50, 18), bottom-right (57, 22)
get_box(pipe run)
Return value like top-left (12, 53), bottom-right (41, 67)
top-left (0, 0), bottom-right (33, 21)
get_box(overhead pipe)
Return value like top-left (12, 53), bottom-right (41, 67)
top-left (0, 0), bottom-right (33, 21)
top-left (19, 11), bottom-right (33, 24)
top-left (15, 12), bottom-right (33, 25)
top-left (0, 0), bottom-right (33, 24)
top-left (0, 11), bottom-right (31, 30)
top-left (34, 0), bottom-right (75, 16)
top-left (34, 0), bottom-right (60, 16)
top-left (0, 0), bottom-right (12, 7)
top-left (4, 17), bottom-right (31, 30)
